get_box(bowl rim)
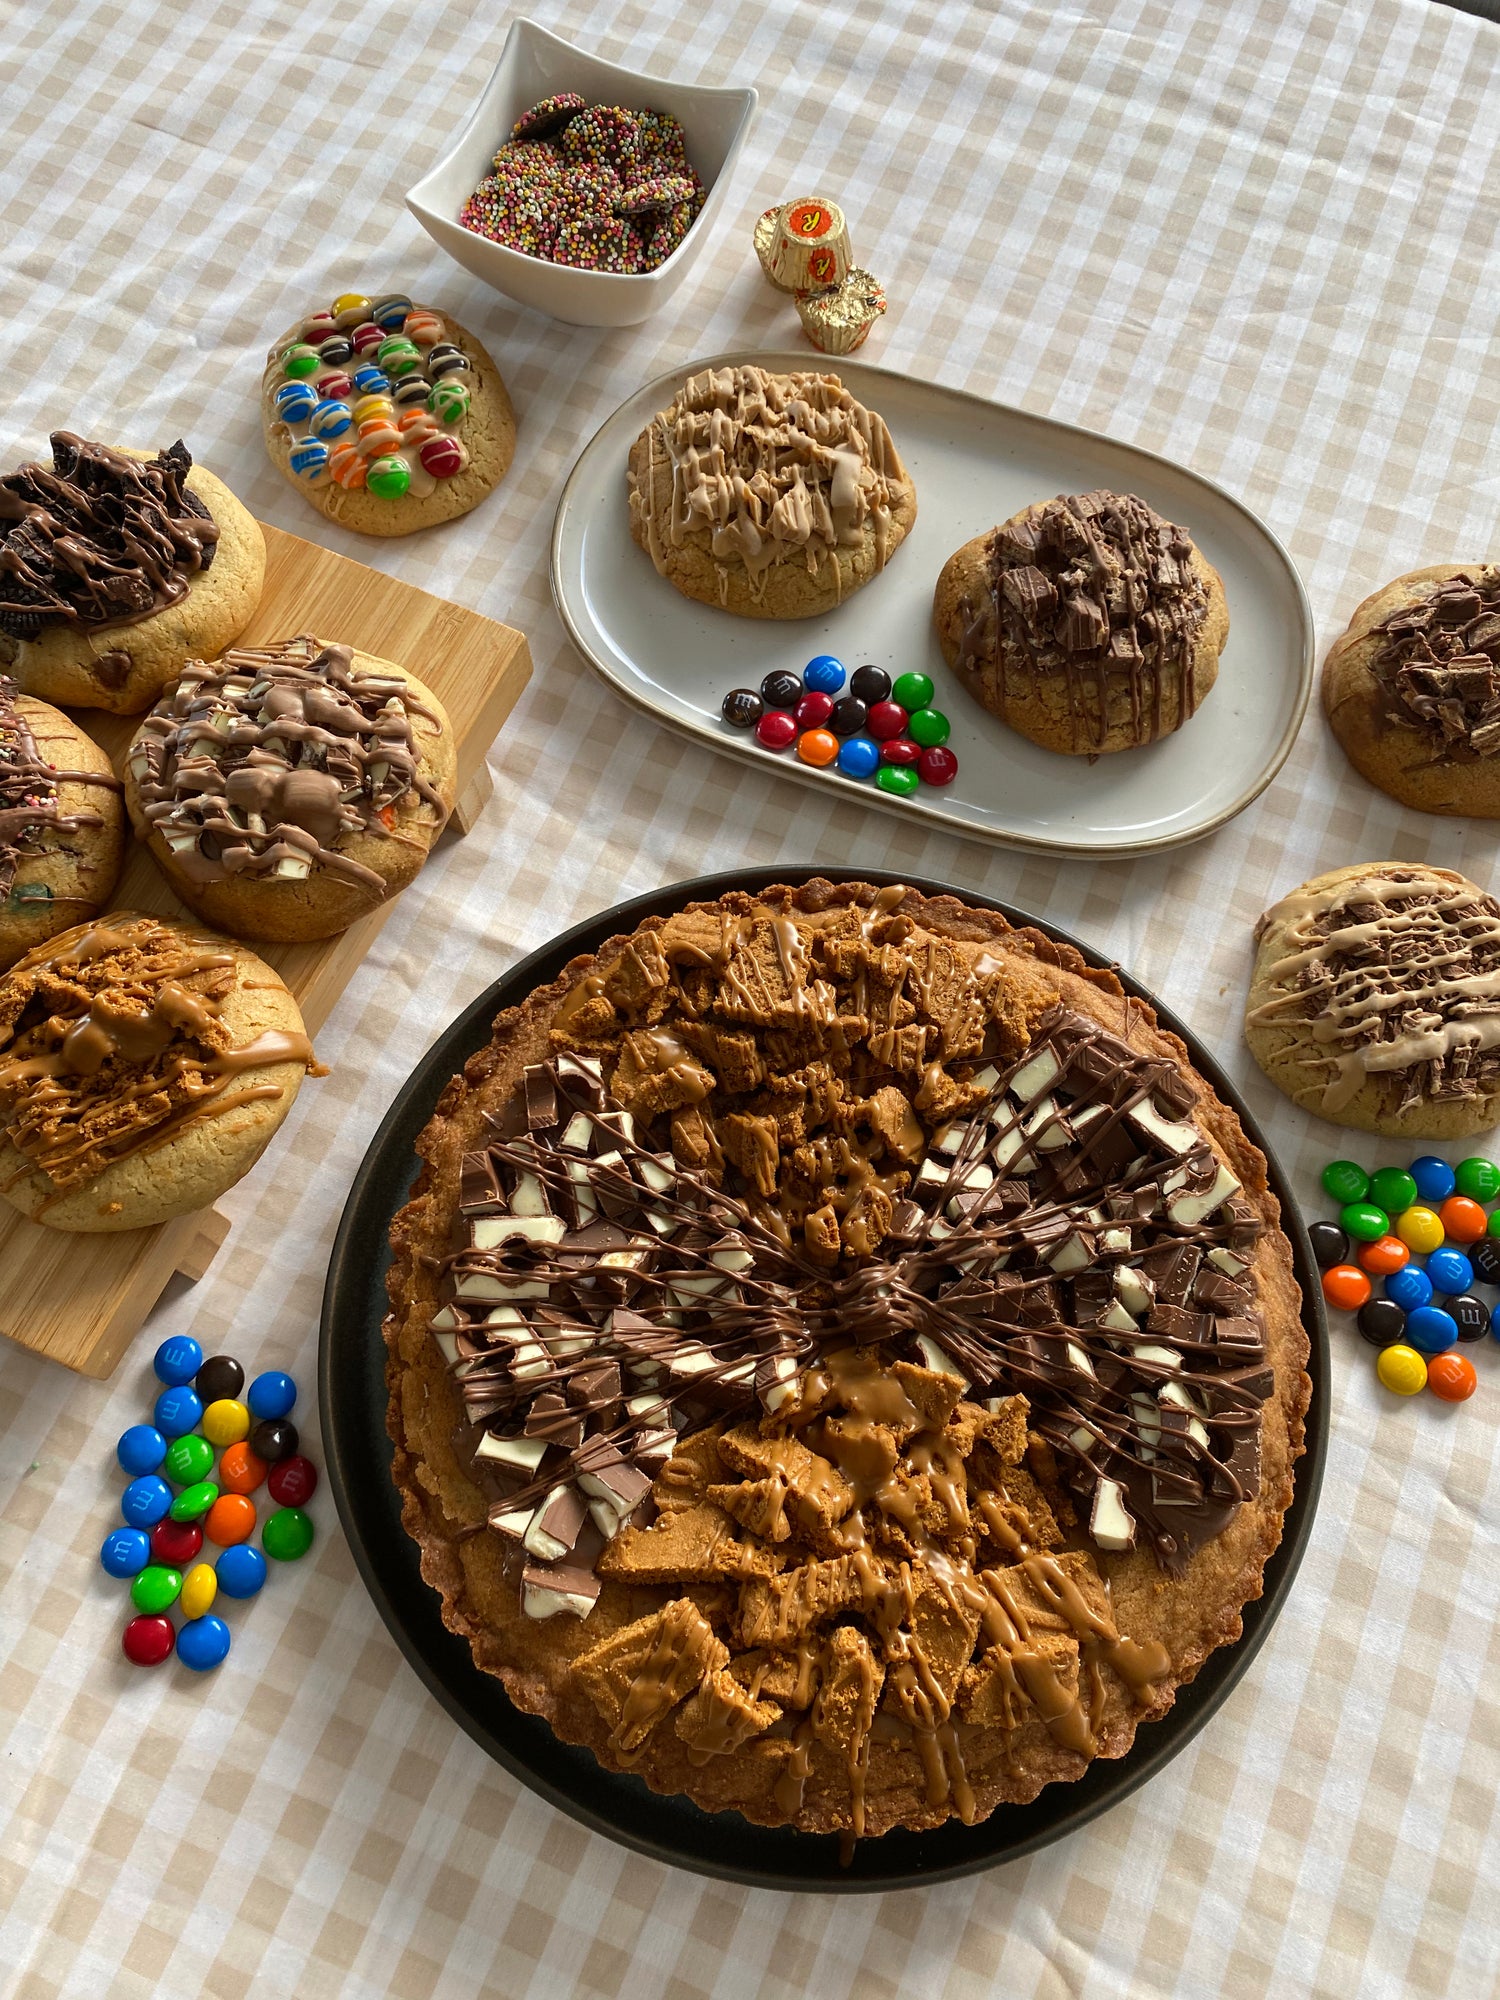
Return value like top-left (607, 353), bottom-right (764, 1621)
top-left (405, 15), bottom-right (759, 292)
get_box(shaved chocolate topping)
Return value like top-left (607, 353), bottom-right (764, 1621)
top-left (0, 434), bottom-right (218, 639)
top-left (959, 490), bottom-right (1209, 751)
top-left (0, 676), bottom-right (120, 899)
top-left (1369, 569), bottom-right (1500, 757)
top-left (130, 635), bottom-right (447, 893)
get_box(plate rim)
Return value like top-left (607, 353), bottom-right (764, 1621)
top-left (549, 352), bottom-right (1317, 859)
top-left (319, 866), bottom-right (1328, 1892)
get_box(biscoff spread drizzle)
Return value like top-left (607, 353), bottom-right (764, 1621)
top-left (1250, 865), bottom-right (1500, 1113)
top-left (0, 676), bottom-right (120, 899)
top-left (0, 913), bottom-right (313, 1192)
top-left (640, 365), bottom-right (909, 605)
top-left (131, 635), bottom-right (447, 894)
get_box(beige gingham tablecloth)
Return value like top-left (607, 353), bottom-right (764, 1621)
top-left (3, 0), bottom-right (1499, 1991)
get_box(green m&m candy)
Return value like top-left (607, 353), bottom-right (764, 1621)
top-left (907, 707), bottom-right (951, 748)
top-left (1454, 1157), bottom-right (1500, 1202)
top-left (281, 343), bottom-right (321, 379)
top-left (262, 1506), bottom-right (314, 1562)
top-left (366, 454), bottom-right (410, 500)
top-left (169, 1479), bottom-right (219, 1522)
top-left (875, 764), bottom-right (919, 798)
top-left (129, 1564), bottom-right (182, 1615)
top-left (1321, 1160), bottom-right (1370, 1204)
top-left (892, 671), bottom-right (934, 711)
top-left (163, 1433), bottom-right (214, 1486)
top-left (1369, 1168), bottom-right (1418, 1216)
top-left (1340, 1201), bottom-right (1389, 1243)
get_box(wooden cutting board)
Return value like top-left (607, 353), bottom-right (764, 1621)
top-left (1, 522), bottom-right (531, 1378)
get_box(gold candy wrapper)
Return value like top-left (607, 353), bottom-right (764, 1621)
top-left (795, 268), bottom-right (887, 354)
top-left (756, 196), bottom-right (852, 291)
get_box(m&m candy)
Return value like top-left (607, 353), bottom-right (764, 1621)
top-left (353, 391), bottom-right (394, 424)
top-left (827, 697), bottom-right (868, 738)
top-left (163, 1432), bottom-right (214, 1485)
top-left (154, 1335), bottom-right (203, 1387)
top-left (121, 1475), bottom-right (173, 1528)
top-left (1321, 1264), bottom-right (1370, 1311)
top-left (310, 399), bottom-right (353, 439)
top-left (419, 434), bottom-right (466, 478)
top-left (876, 764), bottom-right (919, 798)
top-left (289, 438), bottom-right (331, 484)
top-left (1426, 1248), bottom-right (1474, 1297)
top-left (250, 1419), bottom-right (298, 1464)
top-left (866, 700), bottom-right (907, 741)
top-left (100, 1528), bottom-right (151, 1579)
top-left (1439, 1196), bottom-right (1487, 1243)
top-left (169, 1479), bottom-right (220, 1522)
top-left (262, 1507), bottom-right (315, 1562)
top-left (1339, 1202), bottom-right (1388, 1243)
top-left (795, 691), bottom-right (834, 728)
top-left (721, 689), bottom-right (763, 728)
top-left (122, 1615), bottom-right (175, 1667)
top-left (1357, 1298), bottom-right (1406, 1348)
top-left (316, 335), bottom-right (354, 367)
top-left (281, 343), bottom-right (321, 379)
top-left (205, 1494), bottom-right (256, 1546)
top-left (154, 1385), bottom-right (202, 1438)
top-left (1427, 1351), bottom-right (1478, 1402)
top-left (404, 309), bottom-right (445, 345)
top-left (116, 1424), bottom-right (166, 1476)
top-left (836, 737), bottom-right (880, 780)
top-left (176, 1616), bottom-right (232, 1672)
top-left (366, 455), bottom-right (411, 500)
top-left (1376, 1345), bottom-right (1428, 1395)
top-left (1368, 1167), bottom-right (1418, 1215)
top-left (428, 378), bottom-right (471, 424)
top-left (352, 365), bottom-right (390, 397)
top-left (331, 292), bottom-right (372, 328)
top-left (214, 1545), bottom-right (267, 1599)
top-left (918, 747), bottom-right (958, 786)
top-left (892, 671), bottom-right (934, 710)
top-left (1469, 1237), bottom-right (1500, 1285)
top-left (151, 1518), bottom-right (202, 1567)
top-left (760, 670), bottom-right (803, 708)
top-left (755, 710), bottom-right (797, 750)
top-left (1450, 1295), bottom-right (1489, 1342)
top-left (267, 1455), bottom-right (318, 1507)
top-left (1454, 1157), bottom-right (1500, 1202)
top-left (1357, 1235), bottom-right (1408, 1275)
top-left (1308, 1221), bottom-right (1349, 1269)
top-left (1409, 1156), bottom-right (1457, 1203)
top-left (219, 1442), bottom-right (268, 1494)
top-left (803, 655), bottom-right (845, 694)
top-left (351, 321), bottom-right (385, 354)
top-left (372, 293), bottom-right (413, 329)
top-left (908, 707), bottom-right (951, 748)
top-left (303, 311), bottom-right (338, 342)
top-left (273, 380), bottom-right (318, 424)
top-left (315, 370), bottom-right (353, 402)
top-left (130, 1564), bottom-right (181, 1615)
top-left (1395, 1206), bottom-right (1444, 1255)
top-left (1321, 1161), bottom-right (1370, 1204)
top-left (1405, 1306), bottom-right (1458, 1354)
top-left (1385, 1264), bottom-right (1433, 1312)
top-left (202, 1398), bottom-right (251, 1448)
top-left (196, 1354), bottom-right (244, 1403)
top-left (796, 728), bottom-right (839, 767)
top-left (881, 737), bottom-right (920, 766)
top-left (426, 343), bottom-right (470, 379)
top-left (376, 336), bottom-right (422, 377)
top-left (180, 1562), bottom-right (217, 1620)
top-left (394, 374), bottom-right (433, 407)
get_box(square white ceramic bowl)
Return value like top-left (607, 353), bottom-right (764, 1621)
top-left (406, 19), bottom-right (757, 328)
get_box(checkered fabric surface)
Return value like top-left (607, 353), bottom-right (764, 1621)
top-left (2, 0), bottom-right (1499, 1991)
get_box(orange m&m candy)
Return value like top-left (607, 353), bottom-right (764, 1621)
top-left (1439, 1197), bottom-right (1487, 1243)
top-left (1427, 1352), bottom-right (1478, 1402)
top-left (218, 1443), bottom-right (267, 1495)
top-left (1321, 1263), bottom-right (1371, 1311)
top-left (205, 1493), bottom-right (256, 1545)
top-left (1358, 1234), bottom-right (1409, 1275)
top-left (796, 728), bottom-right (839, 767)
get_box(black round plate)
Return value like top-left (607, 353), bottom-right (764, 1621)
top-left (320, 868), bottom-right (1328, 1892)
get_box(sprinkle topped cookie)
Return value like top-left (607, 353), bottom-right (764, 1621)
top-left (260, 295), bottom-right (515, 537)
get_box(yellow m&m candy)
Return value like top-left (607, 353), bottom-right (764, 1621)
top-left (332, 293), bottom-right (372, 329)
top-left (1376, 1344), bottom-right (1428, 1396)
top-left (180, 1560), bottom-right (218, 1620)
top-left (202, 1397), bottom-right (250, 1447)
top-left (1394, 1206), bottom-right (1444, 1256)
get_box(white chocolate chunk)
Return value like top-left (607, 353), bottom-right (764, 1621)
top-left (490, 1502), bottom-right (534, 1540)
top-left (1064, 1339), bottom-right (1097, 1379)
top-left (471, 1214), bottom-right (565, 1249)
top-left (990, 1123), bottom-right (1036, 1173)
top-left (1165, 1163), bottom-right (1242, 1226)
top-left (483, 1305), bottom-right (525, 1327)
top-left (475, 1432), bottom-right (547, 1471)
top-left (1097, 1300), bottom-right (1139, 1334)
top-left (914, 1335), bottom-right (970, 1388)
top-left (711, 1246), bottom-right (755, 1273)
top-left (1130, 1343), bottom-right (1183, 1371)
top-left (1126, 1099), bottom-right (1201, 1156)
top-left (429, 1305), bottom-right (458, 1332)
top-left (761, 1354), bottom-right (800, 1412)
top-left (1068, 1424), bottom-right (1097, 1455)
top-left (1114, 1267), bottom-right (1155, 1316)
top-left (1090, 1477), bottom-right (1136, 1551)
top-left (523, 1581), bottom-right (597, 1621)
top-left (523, 1489), bottom-right (573, 1562)
top-left (1048, 1234), bottom-right (1090, 1274)
top-left (560, 1114), bottom-right (593, 1152)
top-left (1208, 1248), bottom-right (1250, 1276)
top-left (272, 856), bottom-right (311, 879)
top-left (638, 1156), bottom-right (674, 1193)
top-left (1009, 1047), bottom-right (1061, 1102)
top-left (1100, 1227), bottom-right (1132, 1255)
top-left (510, 1172), bottom-right (548, 1217)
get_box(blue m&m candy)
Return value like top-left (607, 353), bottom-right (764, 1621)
top-left (246, 1370), bottom-right (297, 1422)
top-left (352, 365), bottom-right (390, 398)
top-left (1384, 1264), bottom-right (1433, 1312)
top-left (121, 1474), bottom-right (173, 1528)
top-left (215, 1543), bottom-right (268, 1599)
top-left (1426, 1247), bottom-right (1474, 1297)
top-left (175, 1615), bottom-right (232, 1673)
top-left (1405, 1305), bottom-right (1458, 1354)
top-left (288, 437), bottom-right (330, 484)
top-left (309, 398), bottom-right (353, 439)
top-left (154, 1385), bottom-right (202, 1438)
top-left (100, 1527), bottom-right (151, 1578)
top-left (116, 1424), bottom-right (166, 1476)
top-left (154, 1335), bottom-right (203, 1386)
top-left (273, 380), bottom-right (318, 424)
top-left (1409, 1156), bottom-right (1456, 1204)
top-left (372, 293), bottom-right (413, 330)
top-left (836, 736), bottom-right (880, 780)
top-left (803, 654), bottom-right (846, 694)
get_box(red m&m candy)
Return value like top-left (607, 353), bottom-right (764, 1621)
top-left (755, 711), bottom-right (797, 750)
top-left (794, 691), bottom-right (834, 728)
top-left (150, 1518), bottom-right (202, 1567)
top-left (419, 434), bottom-right (466, 478)
top-left (881, 737), bottom-right (920, 766)
top-left (1321, 1263), bottom-right (1371, 1311)
top-left (918, 746), bottom-right (958, 786)
top-left (122, 1615), bottom-right (175, 1667)
top-left (867, 701), bottom-right (908, 741)
top-left (267, 1455), bottom-right (318, 1507)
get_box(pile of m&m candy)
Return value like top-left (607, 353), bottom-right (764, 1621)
top-left (720, 658), bottom-right (959, 797)
top-left (1313, 1154), bottom-right (1500, 1402)
top-left (101, 1337), bottom-right (317, 1670)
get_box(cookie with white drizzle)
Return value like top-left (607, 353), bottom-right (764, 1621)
top-left (0, 677), bottom-right (124, 969)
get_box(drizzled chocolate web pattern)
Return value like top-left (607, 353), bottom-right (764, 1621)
top-left (0, 676), bottom-right (117, 898)
top-left (0, 434), bottom-right (219, 639)
top-left (1371, 569), bottom-right (1500, 757)
top-left (430, 1007), bottom-right (1271, 1609)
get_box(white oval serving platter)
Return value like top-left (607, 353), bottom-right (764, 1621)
top-left (551, 350), bottom-right (1314, 856)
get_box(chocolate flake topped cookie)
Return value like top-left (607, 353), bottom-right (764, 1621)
top-left (386, 882), bottom-right (1307, 1838)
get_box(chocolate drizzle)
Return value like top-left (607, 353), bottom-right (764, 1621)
top-left (0, 677), bottom-right (120, 899)
top-left (131, 636), bottom-right (447, 893)
top-left (1370, 569), bottom-right (1500, 757)
top-left (960, 490), bottom-right (1208, 751)
top-left (0, 434), bottom-right (219, 639)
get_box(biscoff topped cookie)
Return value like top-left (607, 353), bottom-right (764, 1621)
top-left (386, 881), bottom-right (1308, 1838)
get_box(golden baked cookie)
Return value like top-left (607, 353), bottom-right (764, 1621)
top-left (0, 434), bottom-right (265, 715)
top-left (934, 492), bottom-right (1228, 755)
top-left (385, 879), bottom-right (1309, 1839)
top-left (0, 910), bottom-right (314, 1231)
top-left (0, 680), bottom-right (125, 970)
top-left (1323, 565), bottom-right (1500, 815)
top-left (626, 365), bottom-right (917, 618)
top-left (124, 634), bottom-right (456, 944)
top-left (1246, 860), bottom-right (1500, 1136)
top-left (261, 293), bottom-right (515, 537)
